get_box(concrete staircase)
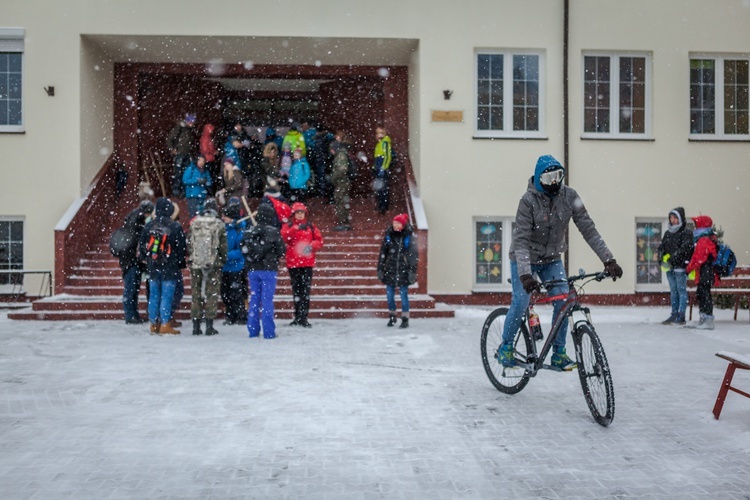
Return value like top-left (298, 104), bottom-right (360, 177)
top-left (9, 198), bottom-right (454, 321)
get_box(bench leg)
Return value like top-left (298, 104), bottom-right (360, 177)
top-left (713, 362), bottom-right (737, 420)
top-left (734, 296), bottom-right (739, 321)
top-left (688, 295), bottom-right (694, 321)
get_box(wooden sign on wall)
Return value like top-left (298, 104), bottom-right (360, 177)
top-left (431, 110), bottom-right (463, 122)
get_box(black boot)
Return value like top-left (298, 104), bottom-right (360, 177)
top-left (399, 317), bottom-right (409, 329)
top-left (192, 319), bottom-right (203, 336)
top-left (204, 318), bottom-right (219, 336)
top-left (387, 314), bottom-right (397, 327)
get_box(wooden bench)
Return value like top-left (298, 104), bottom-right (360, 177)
top-left (713, 352), bottom-right (750, 419)
top-left (687, 276), bottom-right (750, 322)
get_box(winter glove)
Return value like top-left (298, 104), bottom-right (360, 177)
top-left (197, 177), bottom-right (207, 185)
top-left (520, 274), bottom-right (541, 294)
top-left (604, 259), bottom-right (623, 280)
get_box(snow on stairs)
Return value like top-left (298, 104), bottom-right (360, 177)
top-left (9, 225), bottom-right (454, 321)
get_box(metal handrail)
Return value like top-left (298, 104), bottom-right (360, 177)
top-left (0, 270), bottom-right (53, 298)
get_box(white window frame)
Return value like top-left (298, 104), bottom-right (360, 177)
top-left (689, 53), bottom-right (750, 141)
top-left (0, 28), bottom-right (24, 133)
top-left (473, 217), bottom-right (515, 291)
top-left (635, 217), bottom-right (669, 293)
top-left (473, 49), bottom-right (546, 139)
top-left (581, 51), bottom-right (653, 140)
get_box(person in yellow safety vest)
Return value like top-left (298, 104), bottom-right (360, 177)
top-left (372, 125), bottom-right (392, 214)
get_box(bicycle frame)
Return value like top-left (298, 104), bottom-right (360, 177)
top-left (515, 274), bottom-right (599, 375)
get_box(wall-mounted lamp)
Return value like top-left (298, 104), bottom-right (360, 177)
top-left (44, 86), bottom-right (55, 96)
top-left (443, 89), bottom-right (453, 100)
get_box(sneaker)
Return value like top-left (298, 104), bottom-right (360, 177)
top-left (551, 347), bottom-right (577, 371)
top-left (289, 319), bottom-right (300, 327)
top-left (661, 312), bottom-right (678, 325)
top-left (299, 320), bottom-right (313, 328)
top-left (673, 313), bottom-right (686, 326)
top-left (496, 343), bottom-right (516, 368)
top-left (694, 315), bottom-right (715, 330)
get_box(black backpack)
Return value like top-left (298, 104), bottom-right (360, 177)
top-left (240, 227), bottom-right (266, 264)
top-left (145, 221), bottom-right (172, 263)
top-left (109, 227), bottom-right (136, 258)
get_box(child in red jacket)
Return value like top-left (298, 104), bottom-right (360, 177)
top-left (685, 215), bottom-right (719, 330)
top-left (281, 203), bottom-right (324, 327)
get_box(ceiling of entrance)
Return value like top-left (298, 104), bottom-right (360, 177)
top-left (85, 34), bottom-right (417, 67)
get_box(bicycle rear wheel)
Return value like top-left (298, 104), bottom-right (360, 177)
top-left (572, 322), bottom-right (615, 426)
top-left (480, 307), bottom-right (533, 394)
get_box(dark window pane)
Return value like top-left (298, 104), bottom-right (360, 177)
top-left (0, 54), bottom-right (7, 72)
top-left (513, 108), bottom-right (524, 130)
top-left (0, 75), bottom-right (7, 100)
top-left (8, 54), bottom-right (21, 72)
top-left (597, 57), bottom-right (610, 81)
top-left (477, 107), bottom-right (490, 130)
top-left (584, 109), bottom-right (597, 133)
top-left (631, 110), bottom-right (645, 133)
top-left (526, 107), bottom-right (539, 131)
top-left (0, 104), bottom-right (7, 125)
top-left (598, 109), bottom-right (610, 133)
top-left (513, 81), bottom-right (525, 105)
top-left (597, 83), bottom-right (610, 105)
top-left (477, 80), bottom-right (489, 106)
top-left (10, 221), bottom-right (22, 241)
top-left (584, 82), bottom-right (597, 106)
top-left (584, 56), bottom-right (597, 79)
top-left (490, 81), bottom-right (503, 104)
top-left (490, 55), bottom-right (503, 79)
top-left (8, 100), bottom-right (21, 125)
top-left (477, 55), bottom-right (490, 79)
top-left (8, 73), bottom-right (21, 99)
top-left (9, 242), bottom-right (22, 262)
top-left (490, 107), bottom-right (503, 130)
top-left (632, 83), bottom-right (645, 108)
top-left (620, 82), bottom-right (632, 106)
top-left (526, 81), bottom-right (538, 106)
top-left (703, 111), bottom-right (715, 133)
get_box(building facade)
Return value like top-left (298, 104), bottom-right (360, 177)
top-left (1, 0), bottom-right (749, 300)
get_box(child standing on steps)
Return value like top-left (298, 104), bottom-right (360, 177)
top-left (377, 213), bottom-right (419, 328)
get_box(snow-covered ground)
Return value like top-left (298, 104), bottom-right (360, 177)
top-left (1, 305), bottom-right (749, 499)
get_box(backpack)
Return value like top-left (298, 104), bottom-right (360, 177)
top-left (188, 216), bottom-right (223, 269)
top-left (713, 242), bottom-right (737, 277)
top-left (109, 227), bottom-right (136, 258)
top-left (241, 227), bottom-right (266, 264)
top-left (388, 144), bottom-right (399, 171)
top-left (145, 221), bottom-right (172, 263)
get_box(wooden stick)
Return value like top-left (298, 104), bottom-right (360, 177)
top-left (241, 196), bottom-right (257, 226)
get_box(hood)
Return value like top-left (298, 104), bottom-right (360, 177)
top-left (291, 202), bottom-right (308, 221)
top-left (265, 127), bottom-right (276, 137)
top-left (202, 123), bottom-right (214, 135)
top-left (533, 155), bottom-right (565, 194)
top-left (155, 197), bottom-right (174, 218)
top-left (691, 215), bottom-right (713, 229)
top-left (256, 203), bottom-right (277, 226)
top-left (670, 207), bottom-right (686, 229)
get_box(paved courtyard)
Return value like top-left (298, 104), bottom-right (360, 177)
top-left (1, 306), bottom-right (749, 499)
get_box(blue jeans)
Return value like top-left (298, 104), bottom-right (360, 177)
top-left (247, 271), bottom-right (277, 339)
top-left (666, 269), bottom-right (688, 315)
top-left (186, 198), bottom-right (204, 218)
top-left (386, 285), bottom-right (409, 313)
top-left (502, 260), bottom-right (569, 349)
top-left (122, 265), bottom-right (142, 321)
top-left (148, 278), bottom-right (176, 324)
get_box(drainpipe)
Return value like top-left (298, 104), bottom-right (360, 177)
top-left (563, 0), bottom-right (570, 274)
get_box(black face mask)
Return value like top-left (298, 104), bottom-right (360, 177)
top-left (542, 183), bottom-right (561, 195)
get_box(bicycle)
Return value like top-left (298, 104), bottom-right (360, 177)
top-left (480, 270), bottom-right (616, 426)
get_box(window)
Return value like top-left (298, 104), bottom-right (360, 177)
top-left (635, 219), bottom-right (667, 289)
top-left (0, 219), bottom-right (23, 286)
top-left (0, 28), bottom-right (24, 132)
top-left (474, 217), bottom-right (514, 290)
top-left (475, 50), bottom-right (545, 138)
top-left (690, 55), bottom-right (749, 139)
top-left (582, 53), bottom-right (651, 139)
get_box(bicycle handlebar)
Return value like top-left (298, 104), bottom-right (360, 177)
top-left (539, 270), bottom-right (612, 289)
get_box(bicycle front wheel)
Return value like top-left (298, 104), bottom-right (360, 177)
top-left (480, 307), bottom-right (533, 394)
top-left (572, 322), bottom-right (615, 426)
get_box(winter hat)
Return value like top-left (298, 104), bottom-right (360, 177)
top-left (223, 157), bottom-right (235, 166)
top-left (291, 202), bottom-right (307, 214)
top-left (202, 197), bottom-right (219, 215)
top-left (155, 197), bottom-right (174, 218)
top-left (223, 203), bottom-right (241, 220)
top-left (185, 113), bottom-right (196, 124)
top-left (256, 203), bottom-right (277, 226)
top-left (264, 184), bottom-right (281, 199)
top-left (393, 213), bottom-right (409, 229)
top-left (139, 200), bottom-right (155, 215)
top-left (691, 215), bottom-right (713, 229)
top-left (265, 127), bottom-right (276, 137)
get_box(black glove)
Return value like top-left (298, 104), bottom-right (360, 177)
top-left (298, 223), bottom-right (309, 230)
top-left (604, 259), bottom-right (623, 280)
top-left (520, 274), bottom-right (541, 294)
top-left (197, 178), bottom-right (207, 185)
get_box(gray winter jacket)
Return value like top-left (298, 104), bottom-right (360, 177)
top-left (509, 177), bottom-right (614, 277)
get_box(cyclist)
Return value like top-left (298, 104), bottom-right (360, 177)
top-left (498, 155), bottom-right (623, 370)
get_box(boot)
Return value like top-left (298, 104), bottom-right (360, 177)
top-left (387, 314), bottom-right (397, 327)
top-left (167, 318), bottom-right (182, 328)
top-left (204, 318), bottom-right (219, 336)
top-left (695, 315), bottom-right (715, 330)
top-left (192, 319), bottom-right (203, 336)
top-left (674, 312), bottom-right (686, 326)
top-left (150, 322), bottom-right (160, 335)
top-left (661, 312), bottom-right (678, 325)
top-left (159, 322), bottom-right (181, 335)
top-left (399, 317), bottom-right (409, 329)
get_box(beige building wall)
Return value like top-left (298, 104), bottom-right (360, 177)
top-left (1, 0), bottom-right (748, 297)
